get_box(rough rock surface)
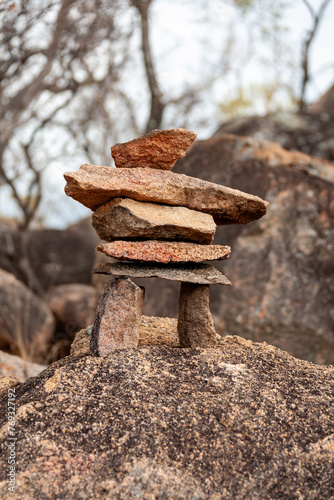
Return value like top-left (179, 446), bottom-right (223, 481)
top-left (215, 86), bottom-right (334, 162)
top-left (0, 269), bottom-right (55, 362)
top-left (0, 350), bottom-right (46, 382)
top-left (0, 218), bottom-right (99, 291)
top-left (110, 128), bottom-right (197, 170)
top-left (64, 165), bottom-right (269, 224)
top-left (92, 197), bottom-right (216, 244)
top-left (0, 376), bottom-right (20, 398)
top-left (71, 316), bottom-right (179, 356)
top-left (46, 283), bottom-right (97, 332)
top-left (308, 84), bottom-right (334, 120)
top-left (178, 283), bottom-right (218, 347)
top-left (97, 241), bottom-right (231, 264)
top-left (70, 327), bottom-right (93, 356)
top-left (0, 339), bottom-right (333, 499)
top-left (166, 133), bottom-right (334, 364)
top-left (90, 278), bottom-right (144, 357)
top-left (138, 316), bottom-right (179, 347)
top-left (94, 262), bottom-right (231, 285)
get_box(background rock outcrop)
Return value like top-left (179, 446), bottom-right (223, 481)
top-left (0, 351), bottom-right (46, 381)
top-left (0, 221), bottom-right (98, 360)
top-left (135, 134), bottom-right (334, 364)
top-left (1, 131), bottom-right (333, 364)
top-left (0, 339), bottom-right (333, 499)
top-left (214, 87), bottom-right (334, 162)
top-left (0, 218), bottom-right (98, 292)
top-left (46, 283), bottom-right (97, 333)
top-left (0, 269), bottom-right (55, 362)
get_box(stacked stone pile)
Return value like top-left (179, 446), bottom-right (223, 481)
top-left (64, 129), bottom-right (269, 357)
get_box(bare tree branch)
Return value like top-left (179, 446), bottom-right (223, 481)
top-left (1, 0), bottom-right (77, 147)
top-left (0, 0), bottom-right (129, 229)
top-left (299, 0), bottom-right (333, 110)
top-left (131, 0), bottom-right (165, 132)
top-left (301, 0), bottom-right (315, 18)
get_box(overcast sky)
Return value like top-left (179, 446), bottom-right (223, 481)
top-left (151, 0), bottom-right (334, 115)
top-left (1, 0), bottom-right (333, 228)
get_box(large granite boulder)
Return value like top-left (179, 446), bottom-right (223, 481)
top-left (0, 218), bottom-right (99, 292)
top-left (26, 218), bottom-right (99, 290)
top-left (46, 283), bottom-right (97, 333)
top-left (0, 220), bottom-right (20, 279)
top-left (0, 269), bottom-right (55, 362)
top-left (0, 350), bottom-right (46, 381)
top-left (0, 339), bottom-right (333, 498)
top-left (138, 134), bottom-right (334, 364)
top-left (214, 85), bottom-right (334, 162)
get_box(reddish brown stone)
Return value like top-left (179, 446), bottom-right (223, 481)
top-left (64, 166), bottom-right (268, 224)
top-left (178, 283), bottom-right (217, 347)
top-left (110, 128), bottom-right (197, 170)
top-left (92, 198), bottom-right (216, 244)
top-left (90, 278), bottom-right (144, 358)
top-left (97, 241), bottom-right (231, 264)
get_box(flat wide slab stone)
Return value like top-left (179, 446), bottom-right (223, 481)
top-left (92, 198), bottom-right (216, 244)
top-left (110, 128), bottom-right (197, 170)
top-left (93, 262), bottom-right (232, 285)
top-left (90, 277), bottom-right (144, 357)
top-left (64, 165), bottom-right (269, 224)
top-left (96, 241), bottom-right (231, 264)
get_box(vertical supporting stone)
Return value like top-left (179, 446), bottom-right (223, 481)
top-left (177, 282), bottom-right (217, 347)
top-left (90, 277), bottom-right (145, 357)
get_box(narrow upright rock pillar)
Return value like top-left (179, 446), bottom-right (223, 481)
top-left (90, 277), bottom-right (144, 357)
top-left (177, 283), bottom-right (217, 347)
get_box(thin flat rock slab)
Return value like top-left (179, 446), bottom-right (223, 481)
top-left (93, 262), bottom-right (232, 286)
top-left (90, 277), bottom-right (144, 357)
top-left (64, 165), bottom-right (269, 224)
top-left (110, 128), bottom-right (197, 170)
top-left (96, 241), bottom-right (231, 264)
top-left (178, 282), bottom-right (217, 347)
top-left (92, 198), bottom-right (216, 244)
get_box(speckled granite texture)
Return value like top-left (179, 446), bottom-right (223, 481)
top-left (0, 337), bottom-right (333, 499)
top-left (64, 165), bottom-right (268, 224)
top-left (92, 197), bottom-right (216, 244)
top-left (110, 128), bottom-right (197, 170)
top-left (97, 240), bottom-right (231, 264)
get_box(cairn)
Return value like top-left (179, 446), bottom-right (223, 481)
top-left (64, 129), bottom-right (268, 357)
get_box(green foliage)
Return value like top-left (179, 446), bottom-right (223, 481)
top-left (219, 87), bottom-right (253, 119)
top-left (219, 81), bottom-right (297, 120)
top-left (234, 0), bottom-right (256, 14)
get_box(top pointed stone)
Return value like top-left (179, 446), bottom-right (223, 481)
top-left (110, 128), bottom-right (197, 170)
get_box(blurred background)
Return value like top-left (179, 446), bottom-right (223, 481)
top-left (0, 0), bottom-right (333, 369)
